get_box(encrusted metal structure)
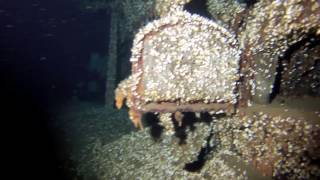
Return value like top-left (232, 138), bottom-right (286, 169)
top-left (115, 10), bottom-right (241, 129)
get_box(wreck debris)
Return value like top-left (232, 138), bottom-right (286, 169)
top-left (232, 111), bottom-right (320, 179)
top-left (174, 111), bottom-right (184, 127)
top-left (115, 9), bottom-right (241, 129)
top-left (111, 0), bottom-right (320, 178)
top-left (239, 0), bottom-right (320, 103)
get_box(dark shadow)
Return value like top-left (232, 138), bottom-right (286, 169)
top-left (239, 0), bottom-right (258, 8)
top-left (174, 112), bottom-right (198, 145)
top-left (199, 112), bottom-right (212, 124)
top-left (183, 113), bottom-right (230, 172)
top-left (184, 0), bottom-right (212, 19)
top-left (182, 112), bottom-right (198, 131)
top-left (184, 124), bottom-right (219, 172)
top-left (173, 112), bottom-right (226, 145)
top-left (184, 147), bottom-right (207, 172)
top-left (211, 113), bottom-right (227, 121)
top-left (143, 112), bottom-right (163, 140)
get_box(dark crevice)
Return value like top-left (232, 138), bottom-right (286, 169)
top-left (183, 123), bottom-right (218, 172)
top-left (246, 0), bottom-right (258, 8)
top-left (269, 57), bottom-right (283, 102)
top-left (183, 146), bottom-right (207, 172)
top-left (183, 0), bottom-right (212, 19)
top-left (237, 0), bottom-right (258, 8)
top-left (184, 114), bottom-right (225, 172)
top-left (174, 112), bottom-right (198, 145)
top-left (269, 33), bottom-right (320, 102)
top-left (199, 112), bottom-right (212, 124)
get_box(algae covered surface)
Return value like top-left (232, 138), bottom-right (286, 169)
top-left (52, 96), bottom-right (320, 180)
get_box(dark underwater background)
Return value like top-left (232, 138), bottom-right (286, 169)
top-left (1, 1), bottom-right (110, 179)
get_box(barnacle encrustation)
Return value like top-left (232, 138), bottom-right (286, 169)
top-left (115, 10), bottom-right (241, 129)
